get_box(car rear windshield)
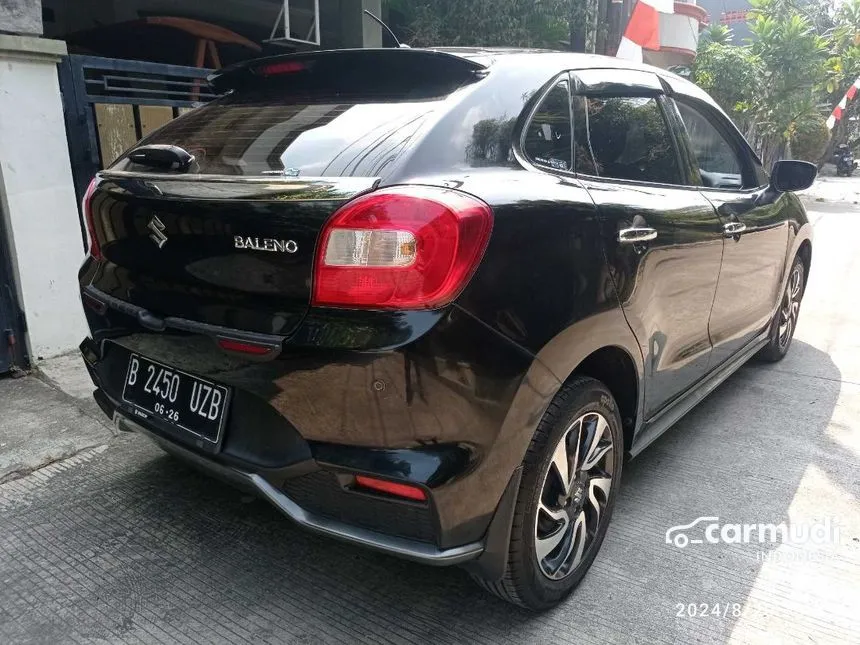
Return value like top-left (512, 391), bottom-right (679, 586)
top-left (116, 88), bottom-right (454, 178)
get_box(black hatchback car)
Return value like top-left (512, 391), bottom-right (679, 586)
top-left (78, 48), bottom-right (815, 609)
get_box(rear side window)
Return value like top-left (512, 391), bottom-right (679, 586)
top-left (675, 101), bottom-right (746, 189)
top-left (522, 80), bottom-right (572, 172)
top-left (577, 96), bottom-right (681, 185)
top-left (119, 91), bottom-right (447, 178)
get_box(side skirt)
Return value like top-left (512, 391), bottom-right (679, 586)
top-left (629, 332), bottom-right (769, 458)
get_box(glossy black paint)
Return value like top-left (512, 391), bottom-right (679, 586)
top-left (84, 175), bottom-right (378, 336)
top-left (78, 49), bottom-right (813, 560)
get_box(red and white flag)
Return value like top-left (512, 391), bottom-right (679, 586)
top-left (827, 78), bottom-right (860, 130)
top-left (616, 0), bottom-right (675, 63)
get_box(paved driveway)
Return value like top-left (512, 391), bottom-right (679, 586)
top-left (1, 180), bottom-right (858, 644)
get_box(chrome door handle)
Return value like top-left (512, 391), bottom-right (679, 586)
top-left (723, 221), bottom-right (747, 236)
top-left (618, 227), bottom-right (658, 244)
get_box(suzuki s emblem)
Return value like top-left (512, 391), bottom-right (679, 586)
top-left (147, 216), bottom-right (168, 248)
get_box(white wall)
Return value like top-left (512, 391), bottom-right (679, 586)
top-left (0, 36), bottom-right (88, 360)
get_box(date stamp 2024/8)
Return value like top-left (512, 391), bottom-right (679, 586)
top-left (675, 603), bottom-right (745, 619)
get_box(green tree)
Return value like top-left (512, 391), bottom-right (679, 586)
top-left (790, 116), bottom-right (830, 162)
top-left (745, 0), bottom-right (829, 166)
top-left (388, 0), bottom-right (569, 48)
top-left (699, 24), bottom-right (734, 47)
top-left (692, 42), bottom-right (762, 119)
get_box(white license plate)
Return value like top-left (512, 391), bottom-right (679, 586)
top-left (121, 353), bottom-right (230, 444)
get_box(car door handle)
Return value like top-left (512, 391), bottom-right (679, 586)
top-left (618, 227), bottom-right (658, 244)
top-left (723, 222), bottom-right (747, 237)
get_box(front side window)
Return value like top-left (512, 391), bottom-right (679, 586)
top-left (577, 96), bottom-right (681, 185)
top-left (675, 101), bottom-right (745, 189)
top-left (522, 80), bottom-right (572, 172)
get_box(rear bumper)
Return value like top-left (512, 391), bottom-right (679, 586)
top-left (78, 281), bottom-right (555, 576)
top-left (113, 411), bottom-right (482, 566)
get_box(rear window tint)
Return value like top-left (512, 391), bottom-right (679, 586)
top-left (523, 79), bottom-right (572, 172)
top-left (118, 93), bottom-right (448, 178)
top-left (577, 96), bottom-right (681, 185)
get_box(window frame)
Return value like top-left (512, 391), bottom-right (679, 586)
top-left (668, 96), bottom-right (765, 192)
top-left (569, 77), bottom-right (692, 190)
top-left (516, 72), bottom-right (575, 176)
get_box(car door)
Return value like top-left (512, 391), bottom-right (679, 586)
top-left (668, 97), bottom-right (789, 369)
top-left (571, 69), bottom-right (725, 420)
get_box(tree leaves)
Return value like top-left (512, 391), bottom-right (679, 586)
top-left (391, 0), bottom-right (570, 48)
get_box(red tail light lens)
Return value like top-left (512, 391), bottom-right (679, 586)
top-left (216, 338), bottom-right (275, 356)
top-left (354, 475), bottom-right (427, 501)
top-left (82, 177), bottom-right (102, 260)
top-left (312, 186), bottom-right (493, 309)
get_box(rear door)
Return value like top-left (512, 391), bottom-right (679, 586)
top-left (669, 97), bottom-right (789, 368)
top-left (572, 69), bottom-right (725, 419)
top-left (82, 51), bottom-right (484, 337)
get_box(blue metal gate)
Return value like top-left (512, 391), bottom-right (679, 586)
top-left (58, 55), bottom-right (215, 245)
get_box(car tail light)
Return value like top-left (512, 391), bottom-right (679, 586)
top-left (82, 177), bottom-right (102, 260)
top-left (354, 475), bottom-right (427, 501)
top-left (312, 186), bottom-right (493, 309)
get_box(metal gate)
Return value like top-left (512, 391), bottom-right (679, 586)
top-left (58, 55), bottom-right (216, 245)
top-left (0, 212), bottom-right (26, 374)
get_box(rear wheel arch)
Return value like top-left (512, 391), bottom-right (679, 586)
top-left (533, 310), bottom-right (645, 456)
top-left (797, 239), bottom-right (812, 290)
top-left (567, 346), bottom-right (639, 453)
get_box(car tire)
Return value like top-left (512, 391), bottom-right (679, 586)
top-left (472, 376), bottom-right (624, 610)
top-left (758, 256), bottom-right (805, 363)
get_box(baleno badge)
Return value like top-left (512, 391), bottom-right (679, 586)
top-left (234, 236), bottom-right (298, 254)
top-left (148, 216), bottom-right (168, 248)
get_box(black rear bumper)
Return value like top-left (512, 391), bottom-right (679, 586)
top-left (77, 277), bottom-right (541, 579)
top-left (84, 339), bottom-right (479, 561)
top-left (112, 411), bottom-right (483, 566)
top-left (83, 335), bottom-right (530, 575)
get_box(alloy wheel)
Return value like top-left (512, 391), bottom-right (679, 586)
top-left (534, 411), bottom-right (615, 580)
top-left (778, 264), bottom-right (803, 349)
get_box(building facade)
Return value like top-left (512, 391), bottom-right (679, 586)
top-left (698, 0), bottom-right (753, 43)
top-left (643, 0), bottom-right (709, 69)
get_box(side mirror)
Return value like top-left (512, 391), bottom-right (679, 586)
top-left (770, 160), bottom-right (817, 193)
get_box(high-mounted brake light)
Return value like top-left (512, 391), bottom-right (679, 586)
top-left (256, 60), bottom-right (307, 76)
top-left (312, 186), bottom-right (493, 310)
top-left (354, 475), bottom-right (427, 502)
top-left (82, 177), bottom-right (102, 260)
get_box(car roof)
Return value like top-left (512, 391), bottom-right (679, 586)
top-left (424, 46), bottom-right (722, 112)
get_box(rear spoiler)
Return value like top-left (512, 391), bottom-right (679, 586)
top-left (208, 48), bottom-right (489, 94)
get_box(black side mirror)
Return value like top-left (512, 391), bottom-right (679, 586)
top-left (770, 160), bottom-right (817, 192)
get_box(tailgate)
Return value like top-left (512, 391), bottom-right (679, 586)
top-left (85, 175), bottom-right (376, 336)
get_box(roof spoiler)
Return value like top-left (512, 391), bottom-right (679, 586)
top-left (208, 48), bottom-right (489, 94)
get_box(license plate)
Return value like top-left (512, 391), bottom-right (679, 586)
top-left (122, 354), bottom-right (230, 444)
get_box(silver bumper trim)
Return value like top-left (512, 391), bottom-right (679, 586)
top-left (115, 413), bottom-right (483, 566)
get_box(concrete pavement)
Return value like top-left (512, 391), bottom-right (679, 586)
top-left (0, 176), bottom-right (858, 644)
